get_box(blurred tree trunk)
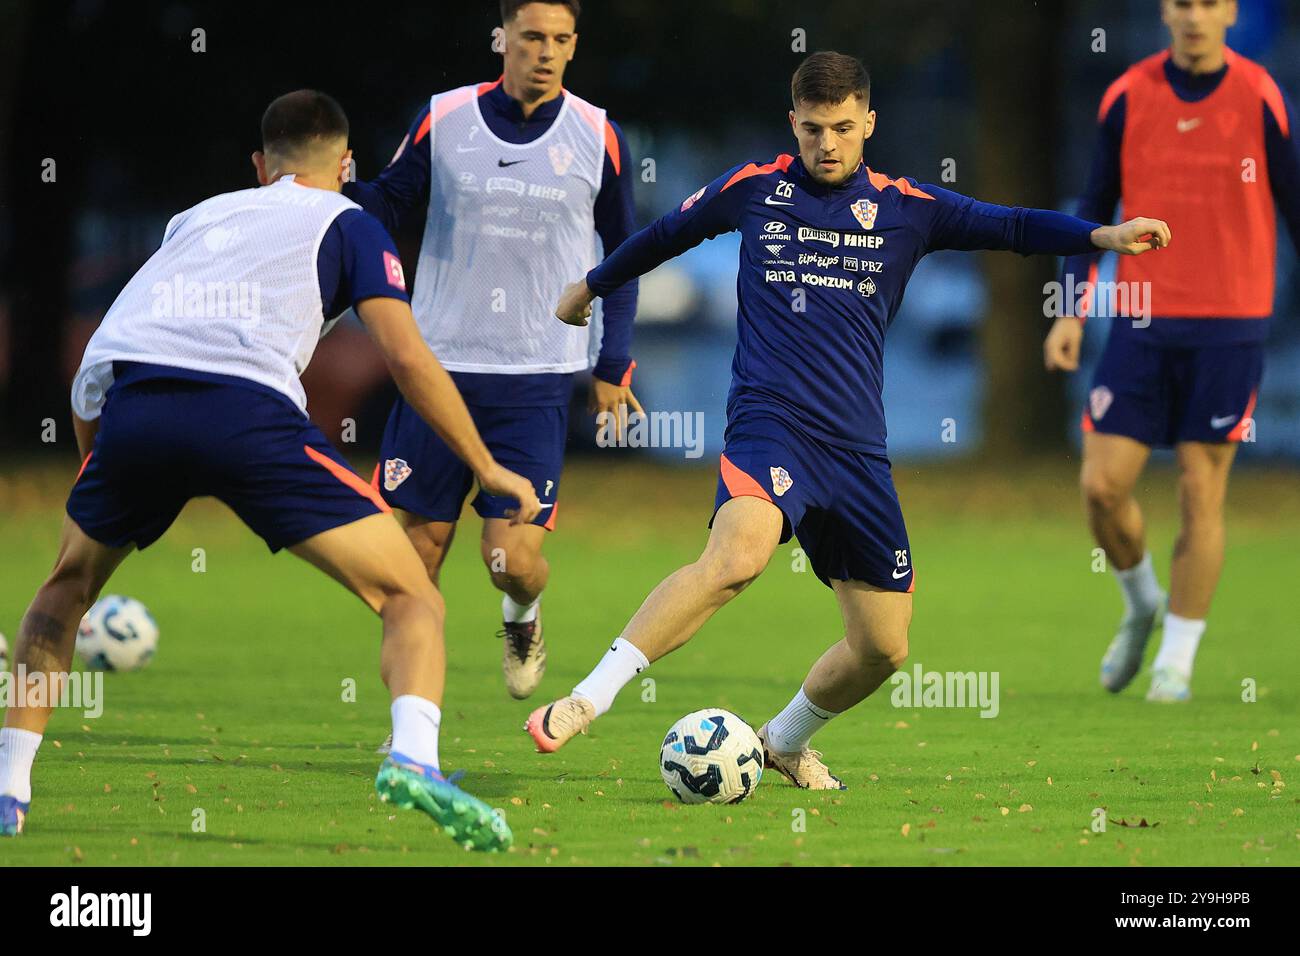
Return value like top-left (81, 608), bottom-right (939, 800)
top-left (1, 1), bottom-right (78, 455)
top-left (972, 0), bottom-right (1071, 458)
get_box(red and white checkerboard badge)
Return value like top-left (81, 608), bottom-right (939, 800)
top-left (1089, 386), bottom-right (1114, 421)
top-left (850, 198), bottom-right (878, 230)
top-left (383, 457), bottom-right (412, 492)
top-left (680, 185), bottom-right (706, 213)
top-left (769, 465), bottom-right (793, 497)
top-left (383, 250), bottom-right (406, 291)
top-left (549, 142), bottom-right (575, 176)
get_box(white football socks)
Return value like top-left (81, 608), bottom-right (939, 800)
top-left (1113, 552), bottom-right (1163, 616)
top-left (572, 638), bottom-right (650, 717)
top-left (765, 687), bottom-right (839, 753)
top-left (390, 695), bottom-right (441, 769)
top-left (0, 727), bottom-right (42, 803)
top-left (1152, 613), bottom-right (1205, 677)
top-left (502, 593), bottom-right (540, 624)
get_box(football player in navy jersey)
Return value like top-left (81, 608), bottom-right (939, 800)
top-left (0, 91), bottom-right (538, 847)
top-left (526, 52), bottom-right (1170, 789)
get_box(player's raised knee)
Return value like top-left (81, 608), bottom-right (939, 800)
top-left (696, 546), bottom-right (769, 593)
top-left (483, 545), bottom-right (543, 591)
top-left (1080, 468), bottom-right (1129, 514)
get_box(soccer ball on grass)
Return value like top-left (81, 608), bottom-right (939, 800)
top-left (659, 708), bottom-right (764, 804)
top-left (77, 596), bottom-right (159, 672)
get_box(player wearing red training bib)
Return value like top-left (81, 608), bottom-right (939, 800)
top-left (1044, 0), bottom-right (1300, 702)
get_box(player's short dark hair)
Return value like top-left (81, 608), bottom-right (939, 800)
top-left (791, 52), bottom-right (871, 108)
top-left (261, 89), bottom-right (349, 159)
top-left (501, 0), bottom-right (580, 24)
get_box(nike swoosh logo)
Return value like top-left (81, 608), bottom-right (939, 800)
top-left (498, 159), bottom-right (527, 167)
top-left (764, 197), bottom-right (794, 206)
top-left (1210, 415), bottom-right (1238, 429)
top-left (1176, 118), bottom-right (1202, 133)
top-left (537, 503), bottom-right (554, 509)
top-left (892, 566), bottom-right (913, 579)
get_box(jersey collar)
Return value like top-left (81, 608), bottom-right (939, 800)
top-left (481, 76), bottom-right (566, 126)
top-left (792, 155), bottom-right (869, 197)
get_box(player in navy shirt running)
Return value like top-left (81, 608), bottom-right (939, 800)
top-left (345, 0), bottom-right (639, 705)
top-left (0, 91), bottom-right (538, 847)
top-left (526, 53), bottom-right (1170, 788)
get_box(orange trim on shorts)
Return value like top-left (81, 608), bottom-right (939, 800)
top-left (1080, 411), bottom-right (1095, 434)
top-left (543, 502), bottom-right (558, 531)
top-left (907, 569), bottom-right (916, 594)
top-left (719, 453), bottom-right (772, 503)
top-left (303, 445), bottom-right (391, 513)
top-left (1227, 390), bottom-right (1258, 442)
top-left (75, 451), bottom-right (93, 483)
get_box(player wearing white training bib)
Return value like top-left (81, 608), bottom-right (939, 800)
top-left (0, 91), bottom-right (540, 849)
top-left (347, 0), bottom-right (639, 706)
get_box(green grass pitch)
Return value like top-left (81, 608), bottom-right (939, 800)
top-left (0, 459), bottom-right (1296, 866)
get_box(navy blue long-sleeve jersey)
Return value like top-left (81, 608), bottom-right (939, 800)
top-left (587, 154), bottom-right (1101, 452)
top-left (345, 80), bottom-right (637, 404)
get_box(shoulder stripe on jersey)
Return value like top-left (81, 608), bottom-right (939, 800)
top-left (1258, 74), bottom-right (1290, 138)
top-left (721, 154), bottom-right (795, 192)
top-left (604, 120), bottom-right (621, 176)
top-left (1227, 48), bottom-right (1291, 138)
top-left (1098, 74), bottom-right (1130, 122)
top-left (423, 78), bottom-right (503, 136)
top-left (865, 168), bottom-right (935, 200)
top-left (413, 112), bottom-right (432, 146)
top-left (1098, 50), bottom-right (1168, 122)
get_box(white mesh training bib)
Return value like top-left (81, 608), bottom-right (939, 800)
top-left (412, 85), bottom-right (608, 374)
top-left (72, 176), bottom-right (358, 419)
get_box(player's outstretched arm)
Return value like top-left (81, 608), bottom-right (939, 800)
top-left (355, 296), bottom-right (541, 525)
top-left (557, 161), bottom-right (757, 328)
top-left (1089, 217), bottom-right (1171, 255)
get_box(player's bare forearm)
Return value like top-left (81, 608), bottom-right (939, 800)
top-left (356, 297), bottom-right (542, 523)
top-left (356, 297), bottom-right (494, 476)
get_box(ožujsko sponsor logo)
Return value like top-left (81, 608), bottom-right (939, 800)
top-left (798, 226), bottom-right (839, 247)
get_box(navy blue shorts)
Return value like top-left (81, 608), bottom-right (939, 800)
top-left (713, 414), bottom-right (914, 592)
top-left (1084, 334), bottom-right (1262, 447)
top-left (68, 377), bottom-right (389, 552)
top-left (374, 397), bottom-right (565, 529)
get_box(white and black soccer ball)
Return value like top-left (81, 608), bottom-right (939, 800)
top-left (77, 596), bottom-right (159, 672)
top-left (660, 709), bottom-right (764, 805)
